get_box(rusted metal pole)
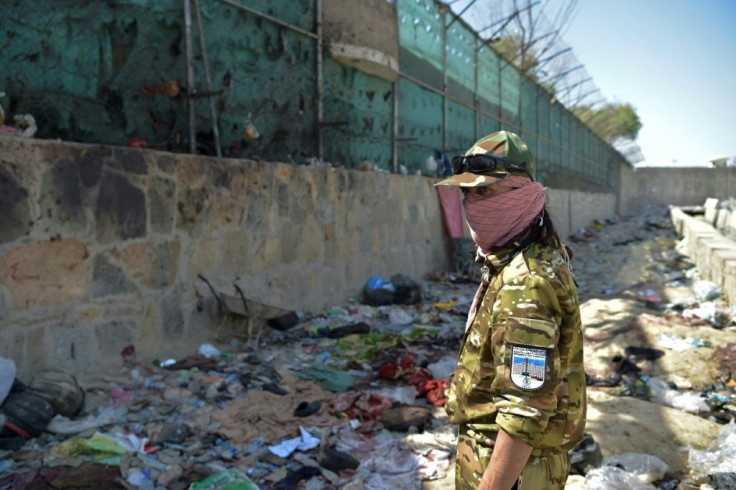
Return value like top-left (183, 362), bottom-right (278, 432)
top-left (316, 0), bottom-right (324, 161)
top-left (193, 0), bottom-right (222, 157)
top-left (183, 0), bottom-right (196, 154)
top-left (217, 0), bottom-right (318, 40)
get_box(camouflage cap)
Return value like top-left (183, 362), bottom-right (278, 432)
top-left (435, 130), bottom-right (536, 187)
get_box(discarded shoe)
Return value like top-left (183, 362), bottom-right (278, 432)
top-left (263, 383), bottom-right (288, 396)
top-left (293, 401), bottom-right (321, 417)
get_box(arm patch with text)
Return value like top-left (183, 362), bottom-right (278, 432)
top-left (510, 345), bottom-right (547, 391)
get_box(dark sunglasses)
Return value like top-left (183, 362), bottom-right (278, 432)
top-left (451, 154), bottom-right (533, 180)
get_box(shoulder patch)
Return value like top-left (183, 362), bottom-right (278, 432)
top-left (510, 345), bottom-right (546, 390)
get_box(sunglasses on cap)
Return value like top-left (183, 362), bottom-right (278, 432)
top-left (451, 154), bottom-right (533, 180)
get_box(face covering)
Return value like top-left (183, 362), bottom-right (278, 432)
top-left (463, 175), bottom-right (545, 255)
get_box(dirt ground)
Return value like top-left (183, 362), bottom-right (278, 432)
top-left (2, 205), bottom-right (735, 489)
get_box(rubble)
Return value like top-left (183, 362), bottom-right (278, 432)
top-left (1, 205), bottom-right (736, 488)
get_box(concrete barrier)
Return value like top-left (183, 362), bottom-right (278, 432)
top-left (670, 206), bottom-right (736, 303)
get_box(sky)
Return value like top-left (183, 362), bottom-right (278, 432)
top-left (557, 0), bottom-right (736, 166)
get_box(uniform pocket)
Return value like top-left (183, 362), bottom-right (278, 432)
top-left (504, 317), bottom-right (558, 348)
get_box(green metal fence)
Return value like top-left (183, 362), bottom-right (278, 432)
top-left (394, 0), bottom-right (625, 191)
top-left (0, 0), bottom-right (626, 192)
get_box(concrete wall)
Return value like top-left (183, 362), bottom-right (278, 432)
top-left (620, 166), bottom-right (736, 213)
top-left (0, 135), bottom-right (616, 380)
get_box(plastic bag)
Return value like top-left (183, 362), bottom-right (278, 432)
top-left (602, 453), bottom-right (668, 483)
top-left (693, 280), bottom-right (722, 301)
top-left (647, 378), bottom-right (710, 414)
top-left (0, 358), bottom-right (15, 405)
top-left (189, 470), bottom-right (259, 490)
top-left (364, 276), bottom-right (396, 306)
top-left (427, 356), bottom-right (457, 380)
top-left (584, 466), bottom-right (656, 490)
top-left (688, 419), bottom-right (736, 480)
top-left (370, 386), bottom-right (418, 405)
top-left (198, 343), bottom-right (221, 359)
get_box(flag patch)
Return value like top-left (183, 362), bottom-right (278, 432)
top-left (510, 345), bottom-right (546, 390)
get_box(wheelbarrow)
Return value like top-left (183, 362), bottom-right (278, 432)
top-left (198, 275), bottom-right (298, 347)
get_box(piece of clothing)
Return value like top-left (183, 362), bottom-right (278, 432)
top-left (437, 185), bottom-right (465, 239)
top-left (455, 427), bottom-right (570, 490)
top-left (463, 178), bottom-right (545, 255)
top-left (445, 238), bottom-right (586, 487)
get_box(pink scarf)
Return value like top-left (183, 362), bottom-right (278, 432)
top-left (463, 176), bottom-right (545, 255)
top-left (462, 176), bottom-right (546, 331)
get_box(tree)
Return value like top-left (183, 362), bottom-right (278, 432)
top-left (573, 103), bottom-right (642, 143)
top-left (492, 34), bottom-right (540, 74)
top-left (474, 0), bottom-right (580, 82)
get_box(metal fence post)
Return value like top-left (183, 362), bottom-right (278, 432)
top-left (442, 11), bottom-right (448, 153)
top-left (316, 0), bottom-right (324, 161)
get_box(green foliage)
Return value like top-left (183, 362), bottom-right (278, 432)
top-left (573, 102), bottom-right (642, 143)
top-left (492, 36), bottom-right (539, 74)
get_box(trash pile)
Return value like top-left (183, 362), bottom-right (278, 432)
top-left (1, 205), bottom-right (736, 489)
top-left (0, 273), bottom-right (473, 489)
top-left (0, 93), bottom-right (36, 139)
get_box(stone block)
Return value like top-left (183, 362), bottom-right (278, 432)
top-left (121, 242), bottom-right (148, 271)
top-left (146, 240), bottom-right (180, 290)
top-left (191, 237), bottom-right (223, 276)
top-left (0, 166), bottom-right (31, 243)
top-left (111, 148), bottom-right (147, 174)
top-left (222, 230), bottom-right (251, 273)
top-left (160, 287), bottom-right (184, 340)
top-left (139, 303), bottom-right (161, 349)
top-left (0, 239), bottom-right (88, 309)
top-left (0, 284), bottom-right (12, 319)
top-left (176, 157), bottom-right (207, 188)
top-left (95, 320), bottom-right (135, 360)
top-left (725, 261), bottom-right (736, 305)
top-left (95, 172), bottom-right (147, 243)
top-left (244, 192), bottom-right (270, 234)
top-left (321, 224), bottom-right (337, 264)
top-left (177, 187), bottom-right (212, 234)
top-left (92, 253), bottom-right (137, 298)
top-left (697, 237), bottom-right (733, 275)
top-left (276, 182), bottom-right (290, 218)
top-left (229, 169), bottom-right (247, 196)
top-left (149, 176), bottom-right (176, 234)
top-left (315, 200), bottom-right (335, 224)
top-left (299, 219), bottom-right (323, 264)
top-left (669, 207), bottom-right (686, 234)
top-left (703, 198), bottom-right (718, 224)
top-left (40, 156), bottom-right (101, 234)
top-left (0, 328), bottom-right (25, 366)
top-left (206, 163), bottom-right (231, 189)
top-left (254, 236), bottom-right (280, 270)
top-left (25, 327), bottom-right (46, 377)
top-left (209, 194), bottom-right (244, 231)
top-left (156, 155), bottom-right (177, 175)
top-left (712, 250), bottom-right (736, 288)
top-left (716, 209), bottom-right (730, 231)
top-left (50, 325), bottom-right (95, 374)
top-left (276, 226), bottom-right (298, 264)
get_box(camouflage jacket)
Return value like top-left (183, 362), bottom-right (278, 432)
top-left (445, 240), bottom-right (586, 455)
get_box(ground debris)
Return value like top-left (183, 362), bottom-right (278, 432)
top-left (2, 205), bottom-right (736, 488)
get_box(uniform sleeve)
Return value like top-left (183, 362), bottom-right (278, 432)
top-left (492, 273), bottom-right (562, 448)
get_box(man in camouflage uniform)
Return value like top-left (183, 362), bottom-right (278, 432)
top-left (435, 131), bottom-right (586, 490)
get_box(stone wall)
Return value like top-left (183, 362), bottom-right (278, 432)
top-left (0, 135), bottom-right (450, 379)
top-left (0, 136), bottom-right (621, 380)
